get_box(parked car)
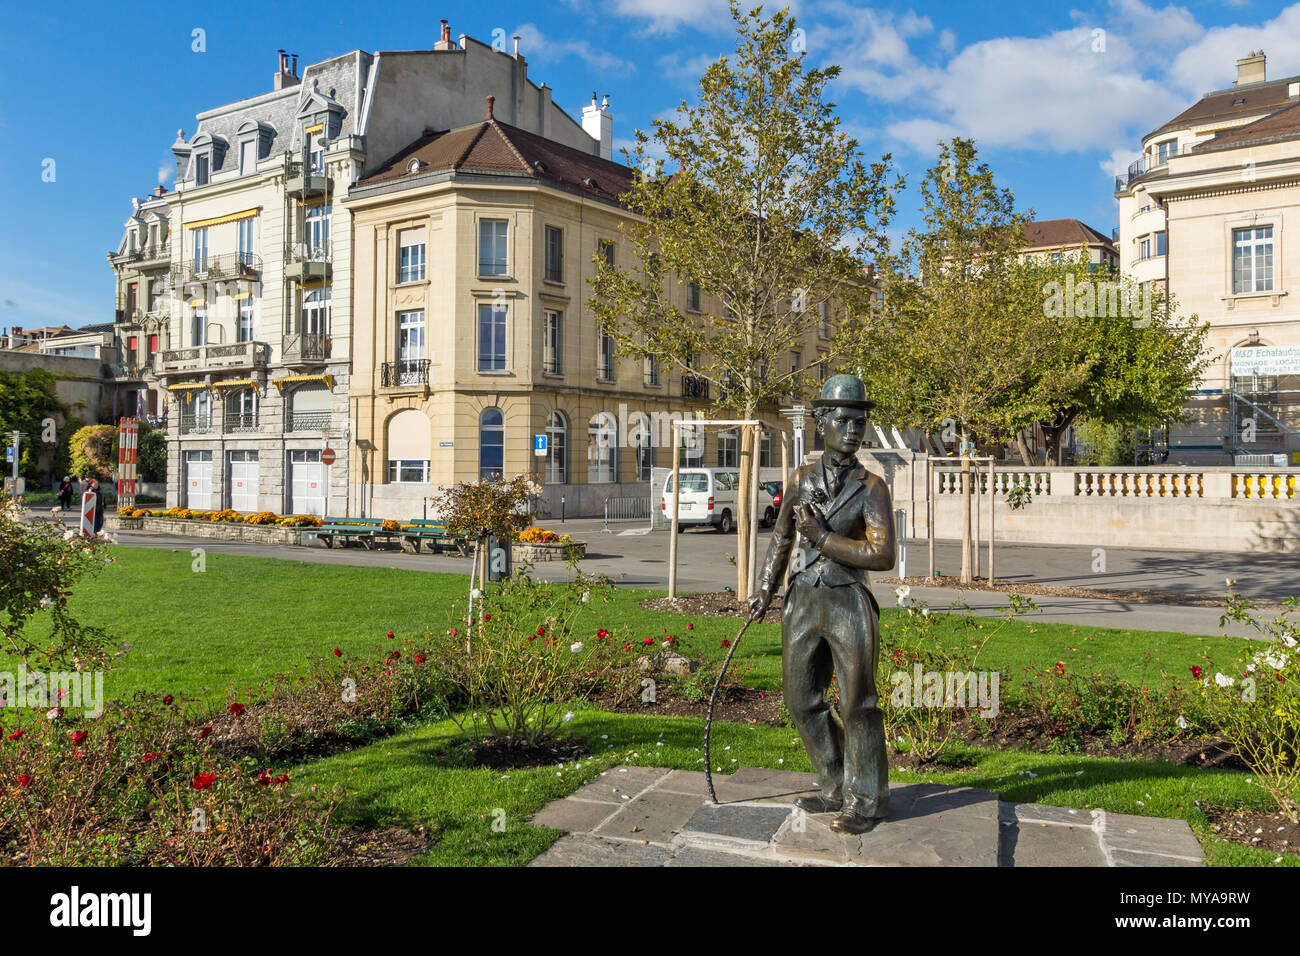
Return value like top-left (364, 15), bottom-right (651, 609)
top-left (759, 480), bottom-right (783, 527)
top-left (661, 468), bottom-right (740, 532)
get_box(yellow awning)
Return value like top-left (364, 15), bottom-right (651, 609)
top-left (185, 208), bottom-right (260, 230)
top-left (273, 373), bottom-right (334, 393)
top-left (232, 291), bottom-right (254, 301)
top-left (212, 379), bottom-right (262, 395)
top-left (304, 123), bottom-right (324, 135)
top-left (188, 298), bottom-right (206, 307)
top-left (166, 383), bottom-right (209, 392)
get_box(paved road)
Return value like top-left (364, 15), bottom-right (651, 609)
top-left (95, 516), bottom-right (1294, 638)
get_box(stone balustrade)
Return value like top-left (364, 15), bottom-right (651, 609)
top-left (929, 465), bottom-right (1296, 501)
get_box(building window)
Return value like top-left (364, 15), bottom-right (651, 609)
top-left (398, 228), bottom-right (426, 283)
top-left (126, 283), bottom-right (138, 318)
top-left (478, 302), bottom-right (507, 371)
top-left (396, 310), bottom-right (425, 383)
top-left (237, 218), bottom-right (255, 266)
top-left (545, 226), bottom-right (564, 283)
top-left (679, 424), bottom-right (704, 466)
top-left (760, 431), bottom-right (772, 468)
top-left (687, 282), bottom-right (701, 312)
top-left (543, 310), bottom-right (562, 375)
top-left (127, 335), bottom-right (138, 355)
top-left (479, 219), bottom-right (509, 276)
top-left (237, 299), bottom-right (254, 342)
top-left (149, 283), bottom-right (165, 316)
top-left (1139, 238), bottom-right (1151, 260)
top-left (643, 354), bottom-right (660, 387)
top-left (192, 227), bottom-right (208, 271)
top-left (1155, 231), bottom-right (1167, 256)
top-left (288, 383), bottom-right (331, 432)
top-left (225, 387), bottom-right (258, 431)
top-left (819, 301), bottom-right (830, 338)
top-left (307, 131), bottom-right (324, 174)
top-left (588, 412), bottom-right (618, 483)
top-left (818, 354), bottom-right (829, 382)
top-left (304, 204), bottom-right (331, 258)
top-left (1233, 226), bottom-right (1274, 293)
top-left (546, 411), bottom-right (567, 484)
top-left (148, 334), bottom-right (159, 357)
top-left (597, 326), bottom-right (615, 381)
top-left (240, 139), bottom-right (258, 176)
top-left (302, 286), bottom-right (331, 335)
top-left (191, 306), bottom-right (207, 347)
top-left (718, 429), bottom-right (739, 467)
top-left (598, 239), bottom-right (615, 268)
top-left (791, 350), bottom-right (801, 376)
top-left (387, 460), bottom-right (430, 483)
top-left (479, 408), bottom-right (504, 480)
top-left (181, 391), bottom-right (212, 433)
top-left (1156, 139), bottom-right (1177, 164)
top-left (634, 421), bottom-right (654, 481)
top-left (194, 153), bottom-right (210, 186)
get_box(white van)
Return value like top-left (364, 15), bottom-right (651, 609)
top-left (661, 468), bottom-right (739, 532)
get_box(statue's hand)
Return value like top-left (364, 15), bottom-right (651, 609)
top-left (796, 503), bottom-right (830, 546)
top-left (747, 590), bottom-right (771, 622)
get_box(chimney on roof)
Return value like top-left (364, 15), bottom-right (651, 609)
top-left (1235, 50), bottom-right (1266, 87)
top-left (513, 34), bottom-right (521, 56)
top-left (582, 92), bottom-right (613, 161)
top-left (153, 185), bottom-right (165, 198)
top-left (274, 48), bottom-right (302, 90)
top-left (485, 95), bottom-right (495, 122)
top-left (435, 19), bottom-right (456, 51)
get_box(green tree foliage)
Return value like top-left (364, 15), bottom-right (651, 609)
top-left (0, 368), bottom-right (65, 482)
top-left (68, 425), bottom-right (115, 481)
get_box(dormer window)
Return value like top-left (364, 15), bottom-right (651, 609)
top-left (307, 129), bottom-right (324, 174)
top-left (235, 121), bottom-right (273, 178)
top-left (188, 133), bottom-right (227, 187)
top-left (195, 153), bottom-right (210, 186)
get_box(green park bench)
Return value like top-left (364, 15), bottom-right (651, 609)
top-left (400, 519), bottom-right (473, 556)
top-left (303, 517), bottom-right (391, 549)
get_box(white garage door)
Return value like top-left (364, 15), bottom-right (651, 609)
top-left (184, 451), bottom-right (214, 511)
top-left (228, 451), bottom-right (259, 512)
top-left (289, 449), bottom-right (326, 516)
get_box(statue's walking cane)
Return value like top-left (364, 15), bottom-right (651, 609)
top-left (704, 614), bottom-right (757, 804)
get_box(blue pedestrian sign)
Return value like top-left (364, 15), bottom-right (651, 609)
top-left (534, 434), bottom-right (548, 456)
top-left (5, 446), bottom-right (12, 463)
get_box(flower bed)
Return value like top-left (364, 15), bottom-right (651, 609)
top-left (512, 540), bottom-right (586, 562)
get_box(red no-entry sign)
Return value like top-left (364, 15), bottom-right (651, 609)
top-left (321, 448), bottom-right (336, 466)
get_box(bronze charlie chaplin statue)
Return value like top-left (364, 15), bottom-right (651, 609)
top-left (748, 373), bottom-right (896, 835)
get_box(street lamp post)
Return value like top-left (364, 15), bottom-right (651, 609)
top-left (779, 405), bottom-right (806, 465)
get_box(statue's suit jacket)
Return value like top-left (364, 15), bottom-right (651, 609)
top-left (757, 458), bottom-right (896, 613)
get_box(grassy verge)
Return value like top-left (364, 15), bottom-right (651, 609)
top-left (288, 706), bottom-right (1294, 867)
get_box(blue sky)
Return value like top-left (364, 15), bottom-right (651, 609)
top-left (2, 0), bottom-right (1299, 332)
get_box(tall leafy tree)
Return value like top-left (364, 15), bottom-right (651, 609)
top-left (0, 368), bottom-right (64, 482)
top-left (590, 1), bottom-right (898, 597)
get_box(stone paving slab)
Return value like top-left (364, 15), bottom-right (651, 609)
top-left (526, 766), bottom-right (1207, 868)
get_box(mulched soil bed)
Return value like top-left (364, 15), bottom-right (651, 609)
top-left (1204, 806), bottom-right (1300, 857)
top-left (460, 737), bottom-right (591, 771)
top-left (591, 686), bottom-right (785, 724)
top-left (331, 825), bottom-right (436, 866)
top-left (643, 591), bottom-right (785, 622)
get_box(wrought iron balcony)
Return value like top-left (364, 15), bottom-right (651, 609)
top-left (283, 241), bottom-right (332, 282)
top-left (109, 362), bottom-right (143, 380)
top-left (173, 252), bottom-right (262, 285)
top-left (286, 162), bottom-right (332, 200)
top-left (155, 341), bottom-right (270, 374)
top-left (112, 241), bottom-right (171, 265)
top-left (382, 359), bottom-right (430, 387)
top-left (285, 410), bottom-right (331, 432)
top-left (682, 374), bottom-right (709, 400)
top-left (282, 332), bottom-right (332, 364)
top-left (224, 412), bottom-right (260, 433)
top-left (179, 414), bottom-right (214, 435)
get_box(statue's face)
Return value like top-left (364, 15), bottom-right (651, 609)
top-left (819, 405), bottom-right (867, 456)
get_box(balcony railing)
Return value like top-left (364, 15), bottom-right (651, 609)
top-left (109, 362), bottom-right (143, 380)
top-left (113, 241), bottom-right (171, 265)
top-left (382, 359), bottom-right (430, 387)
top-left (283, 241), bottom-right (332, 282)
top-left (179, 414), bottom-right (214, 435)
top-left (282, 332), bottom-right (332, 364)
top-left (224, 412), bottom-right (259, 433)
top-left (155, 341), bottom-right (270, 374)
top-left (286, 162), bottom-right (332, 200)
top-left (173, 252), bottom-right (262, 285)
top-left (682, 374), bottom-right (709, 400)
top-left (285, 410), bottom-right (331, 432)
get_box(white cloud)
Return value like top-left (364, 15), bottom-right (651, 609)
top-left (608, 0), bottom-right (733, 35)
top-left (1166, 3), bottom-right (1300, 96)
top-left (514, 22), bottom-right (636, 73)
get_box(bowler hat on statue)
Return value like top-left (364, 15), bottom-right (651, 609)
top-left (811, 373), bottom-right (876, 411)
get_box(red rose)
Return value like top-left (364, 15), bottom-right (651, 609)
top-left (536, 626), bottom-right (546, 637)
top-left (163, 695), bottom-right (174, 705)
top-left (664, 635), bottom-right (675, 645)
top-left (71, 730), bottom-right (87, 744)
top-left (274, 773), bottom-right (289, 787)
top-left (597, 628), bottom-right (610, 639)
top-left (721, 639), bottom-right (731, 647)
top-left (1190, 665), bottom-right (1203, 680)
top-left (228, 702), bottom-right (246, 716)
top-left (334, 648), bottom-right (342, 657)
top-left (17, 773), bottom-right (31, 789)
top-left (142, 752), bottom-right (162, 763)
top-left (687, 623), bottom-right (694, 630)
top-left (624, 642), bottom-right (632, 651)
top-left (7, 729), bottom-right (23, 742)
top-left (192, 772), bottom-right (216, 790)
top-left (74, 749), bottom-right (84, 760)
top-left (451, 628), bottom-right (458, 638)
top-left (1053, 662), bottom-right (1065, 676)
top-left (643, 637), bottom-right (654, 646)
top-left (414, 655), bottom-right (425, 665)
top-left (257, 770), bottom-right (272, 787)
top-left (484, 613), bottom-right (492, 621)
top-left (199, 726), bottom-right (213, 739)
top-left (386, 631), bottom-right (395, 639)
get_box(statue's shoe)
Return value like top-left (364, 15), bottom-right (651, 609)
top-left (794, 794), bottom-right (843, 813)
top-left (829, 804), bottom-right (884, 835)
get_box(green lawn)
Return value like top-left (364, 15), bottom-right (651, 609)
top-left (42, 546), bottom-right (1251, 705)
top-left (25, 545), bottom-right (1284, 867)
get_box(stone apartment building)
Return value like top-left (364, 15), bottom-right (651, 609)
top-left (1115, 51), bottom-right (1300, 464)
top-left (343, 102), bottom-right (845, 519)
top-left (1019, 218), bottom-right (1118, 268)
top-left (139, 22), bottom-right (605, 515)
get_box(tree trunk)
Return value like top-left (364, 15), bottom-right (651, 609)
top-left (960, 431), bottom-right (973, 584)
top-left (736, 424), bottom-right (753, 600)
top-left (1015, 430), bottom-right (1034, 467)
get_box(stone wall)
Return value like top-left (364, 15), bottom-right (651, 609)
top-left (106, 514), bottom-right (304, 545)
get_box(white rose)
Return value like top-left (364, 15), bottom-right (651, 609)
top-left (1214, 673), bottom-right (1235, 688)
top-left (570, 642), bottom-right (585, 653)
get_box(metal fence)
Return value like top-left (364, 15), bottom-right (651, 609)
top-left (604, 496), bottom-right (652, 521)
